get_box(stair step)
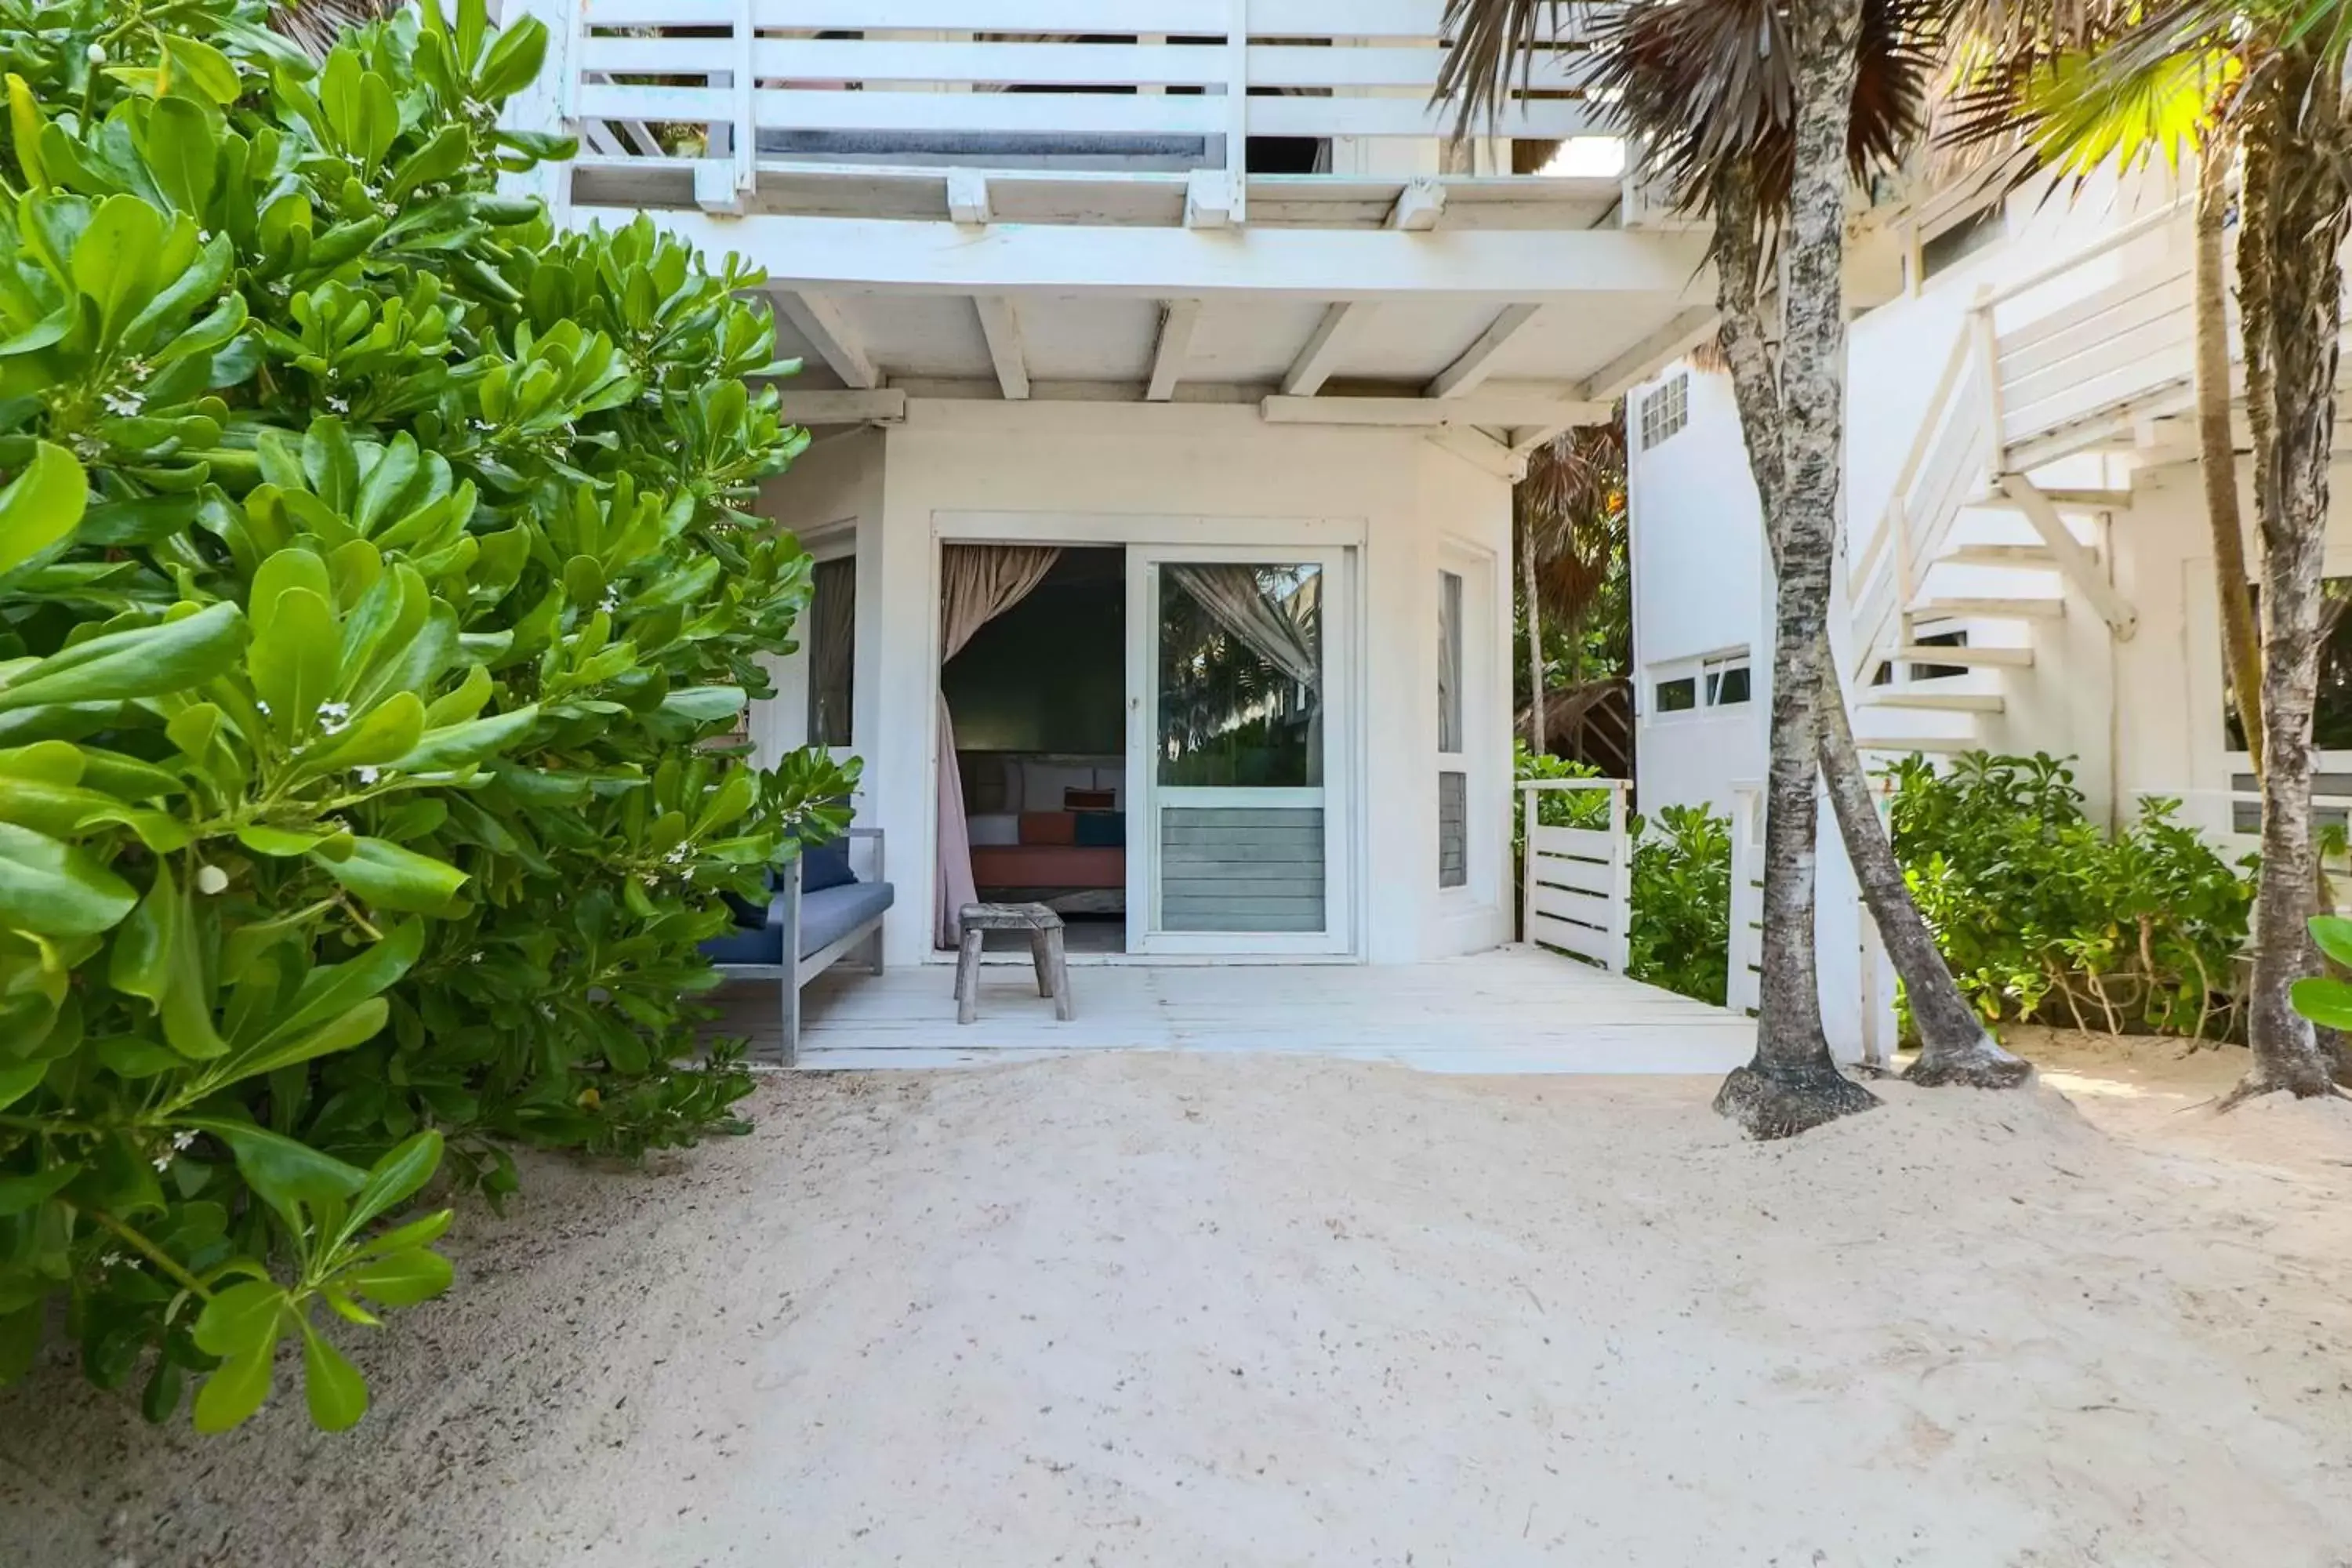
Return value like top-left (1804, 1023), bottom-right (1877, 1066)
top-left (1854, 733), bottom-right (1977, 755)
top-left (1864, 690), bottom-right (2006, 713)
top-left (1970, 486), bottom-right (2135, 512)
top-left (1944, 544), bottom-right (2063, 567)
top-left (1896, 644), bottom-right (2035, 670)
top-left (1911, 597), bottom-right (2065, 621)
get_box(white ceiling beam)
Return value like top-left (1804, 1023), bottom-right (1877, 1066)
top-left (1147, 299), bottom-right (1205, 402)
top-left (603, 209), bottom-right (1717, 303)
top-left (1261, 394), bottom-right (1611, 430)
top-left (1426, 303), bottom-right (1544, 399)
top-left (1576, 306), bottom-right (1719, 401)
top-left (1185, 169), bottom-right (1236, 229)
top-left (946, 169), bottom-right (993, 226)
top-left (1427, 428), bottom-right (1530, 483)
top-left (1281, 302), bottom-right (1376, 397)
top-left (773, 290), bottom-right (880, 390)
top-left (776, 389), bottom-right (908, 426)
top-left (1388, 177), bottom-right (1447, 231)
top-left (972, 296), bottom-right (1031, 400)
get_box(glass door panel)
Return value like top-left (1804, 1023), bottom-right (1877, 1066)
top-left (1130, 550), bottom-right (1350, 954)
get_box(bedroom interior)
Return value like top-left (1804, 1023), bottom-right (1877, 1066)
top-left (943, 548), bottom-right (1131, 954)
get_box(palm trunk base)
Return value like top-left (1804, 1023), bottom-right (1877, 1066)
top-left (2217, 1057), bottom-right (2345, 1109)
top-left (1714, 1058), bottom-right (1880, 1140)
top-left (1904, 1031), bottom-right (2034, 1090)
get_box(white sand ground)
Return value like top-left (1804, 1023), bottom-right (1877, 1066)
top-left (5, 1038), bottom-right (2350, 1568)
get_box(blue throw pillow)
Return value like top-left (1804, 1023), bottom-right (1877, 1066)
top-left (800, 835), bottom-right (856, 892)
top-left (1073, 811), bottom-right (1126, 848)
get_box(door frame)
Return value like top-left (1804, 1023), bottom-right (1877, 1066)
top-left (1126, 542), bottom-right (1359, 956)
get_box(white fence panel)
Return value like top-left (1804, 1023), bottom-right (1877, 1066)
top-left (1520, 780), bottom-right (1631, 974)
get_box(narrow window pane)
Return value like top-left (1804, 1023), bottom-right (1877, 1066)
top-left (806, 556), bottom-right (855, 747)
top-left (1157, 562), bottom-right (1323, 787)
top-left (1655, 676), bottom-right (1697, 713)
top-left (1438, 570), bottom-right (1465, 755)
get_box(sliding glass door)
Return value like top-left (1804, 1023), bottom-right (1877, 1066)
top-left (1127, 546), bottom-right (1353, 955)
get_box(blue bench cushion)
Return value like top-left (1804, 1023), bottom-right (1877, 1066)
top-left (800, 880), bottom-right (894, 959)
top-left (702, 894), bottom-right (788, 966)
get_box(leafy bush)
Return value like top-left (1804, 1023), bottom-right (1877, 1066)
top-left (1625, 804), bottom-right (1731, 1006)
top-left (0, 0), bottom-right (852, 1431)
top-left (1885, 753), bottom-right (2252, 1038)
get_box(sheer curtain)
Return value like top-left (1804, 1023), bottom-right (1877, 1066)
top-left (936, 544), bottom-right (1062, 947)
top-left (1167, 563), bottom-right (1324, 785)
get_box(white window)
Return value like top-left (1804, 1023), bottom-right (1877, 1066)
top-left (806, 554), bottom-right (855, 747)
top-left (1437, 569), bottom-right (1465, 755)
top-left (1639, 373), bottom-right (1690, 451)
top-left (1649, 648), bottom-right (1751, 719)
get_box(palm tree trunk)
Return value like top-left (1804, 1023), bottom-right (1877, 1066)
top-left (2197, 137), bottom-right (2265, 783)
top-left (2239, 62), bottom-right (2350, 1103)
top-left (1711, 0), bottom-right (1880, 1139)
top-left (1521, 509), bottom-right (1548, 753)
top-left (1708, 168), bottom-right (2027, 1095)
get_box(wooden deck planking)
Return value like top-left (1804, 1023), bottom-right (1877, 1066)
top-left (705, 945), bottom-right (1755, 1075)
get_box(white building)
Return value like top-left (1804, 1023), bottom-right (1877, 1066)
top-left (1626, 155), bottom-right (2324, 1054)
top-left (499, 3), bottom-right (1721, 981)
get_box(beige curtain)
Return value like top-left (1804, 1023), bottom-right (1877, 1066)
top-left (936, 544), bottom-right (1063, 946)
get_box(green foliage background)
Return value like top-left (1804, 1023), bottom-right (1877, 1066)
top-left (0, 0), bottom-right (852, 1431)
top-left (1886, 753), bottom-right (2253, 1040)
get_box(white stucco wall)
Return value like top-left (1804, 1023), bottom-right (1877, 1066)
top-left (756, 401), bottom-right (1515, 968)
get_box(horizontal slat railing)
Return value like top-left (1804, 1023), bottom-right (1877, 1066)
top-left (556, 0), bottom-right (1613, 213)
top-left (1519, 779), bottom-right (1632, 974)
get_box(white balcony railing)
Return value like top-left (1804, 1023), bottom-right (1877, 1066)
top-left (546, 1), bottom-right (1611, 218)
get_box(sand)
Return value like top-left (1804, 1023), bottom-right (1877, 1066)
top-left (4, 1040), bottom-right (2350, 1568)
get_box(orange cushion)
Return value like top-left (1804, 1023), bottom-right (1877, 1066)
top-left (1018, 811), bottom-right (1076, 846)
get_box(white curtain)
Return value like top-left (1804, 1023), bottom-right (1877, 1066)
top-left (1167, 564), bottom-right (1320, 689)
top-left (936, 544), bottom-right (1063, 947)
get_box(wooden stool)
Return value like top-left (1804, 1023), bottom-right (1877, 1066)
top-left (956, 902), bottom-right (1074, 1025)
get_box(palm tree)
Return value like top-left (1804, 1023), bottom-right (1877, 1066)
top-left (1951, 0), bottom-right (2350, 1101)
top-left (268, 0), bottom-right (397, 60)
top-left (1445, 0), bottom-right (2031, 1128)
top-left (1449, 0), bottom-right (1893, 1135)
top-left (1518, 421), bottom-right (1630, 753)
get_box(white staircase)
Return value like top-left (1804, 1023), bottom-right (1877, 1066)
top-left (1844, 201), bottom-right (2192, 759)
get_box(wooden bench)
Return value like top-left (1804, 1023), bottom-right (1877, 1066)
top-left (703, 828), bottom-right (890, 1065)
top-left (954, 902), bottom-right (1074, 1025)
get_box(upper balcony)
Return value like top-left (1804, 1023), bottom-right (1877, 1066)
top-left (499, 2), bottom-right (1713, 448)
top-left (546, 0), bottom-right (1625, 228)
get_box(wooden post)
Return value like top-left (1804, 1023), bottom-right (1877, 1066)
top-left (1520, 785), bottom-right (1537, 946)
top-left (1606, 781), bottom-right (1632, 975)
top-left (1224, 0), bottom-right (1250, 225)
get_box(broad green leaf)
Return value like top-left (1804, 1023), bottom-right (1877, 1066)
top-left (0, 1163), bottom-right (79, 1217)
top-left (236, 826), bottom-right (334, 857)
top-left (387, 704), bottom-right (537, 774)
top-left (2308, 916), bottom-right (2352, 972)
top-left (0, 601), bottom-right (244, 713)
top-left (343, 1246), bottom-right (454, 1308)
top-left (2288, 976), bottom-right (2352, 1033)
top-left (317, 838), bottom-right (468, 913)
top-left (107, 858), bottom-right (225, 1059)
top-left (239, 920), bottom-right (421, 1057)
top-left (203, 999), bottom-right (385, 1091)
top-left (658, 687), bottom-right (747, 726)
top-left (300, 1322), bottom-right (368, 1431)
top-left (0, 1061), bottom-right (48, 1111)
top-left (0, 441), bottom-right (86, 578)
top-left (161, 35), bottom-right (242, 106)
top-left (191, 1336), bottom-right (276, 1433)
top-left (5, 73), bottom-right (45, 190)
top-left (192, 1279), bottom-right (286, 1356)
top-left (306, 691), bottom-right (426, 772)
top-left (0, 822), bottom-right (137, 936)
top-left (186, 1118), bottom-right (367, 1211)
top-left (71, 196), bottom-right (167, 348)
top-left (344, 1131), bottom-right (443, 1237)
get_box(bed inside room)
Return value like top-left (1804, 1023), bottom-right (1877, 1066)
top-left (942, 548), bottom-right (1129, 953)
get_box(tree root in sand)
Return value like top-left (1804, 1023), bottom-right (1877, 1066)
top-left (2216, 1071), bottom-right (2352, 1112)
top-left (1715, 1060), bottom-right (1881, 1141)
top-left (1906, 1034), bottom-right (2035, 1091)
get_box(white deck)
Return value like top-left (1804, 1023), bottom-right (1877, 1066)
top-left (711, 945), bottom-right (1757, 1074)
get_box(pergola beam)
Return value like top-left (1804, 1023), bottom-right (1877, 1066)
top-left (1262, 394), bottom-right (1610, 429)
top-left (773, 289), bottom-right (880, 390)
top-left (1281, 302), bottom-right (1376, 397)
top-left (1147, 299), bottom-right (1205, 402)
top-left (1427, 303), bottom-right (1544, 399)
top-left (973, 295), bottom-right (1031, 400)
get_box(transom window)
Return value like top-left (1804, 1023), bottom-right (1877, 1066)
top-left (1650, 648), bottom-right (1751, 719)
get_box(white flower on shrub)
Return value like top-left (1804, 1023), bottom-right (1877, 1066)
top-left (194, 865), bottom-right (230, 895)
top-left (317, 700), bottom-right (351, 736)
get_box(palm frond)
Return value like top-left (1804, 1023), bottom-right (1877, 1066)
top-left (268, 0), bottom-right (400, 61)
top-left (1436, 0), bottom-right (1581, 136)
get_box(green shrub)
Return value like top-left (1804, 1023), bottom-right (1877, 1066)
top-left (1885, 753), bottom-right (2252, 1039)
top-left (0, 0), bottom-right (853, 1431)
top-left (1625, 804), bottom-right (1732, 1006)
